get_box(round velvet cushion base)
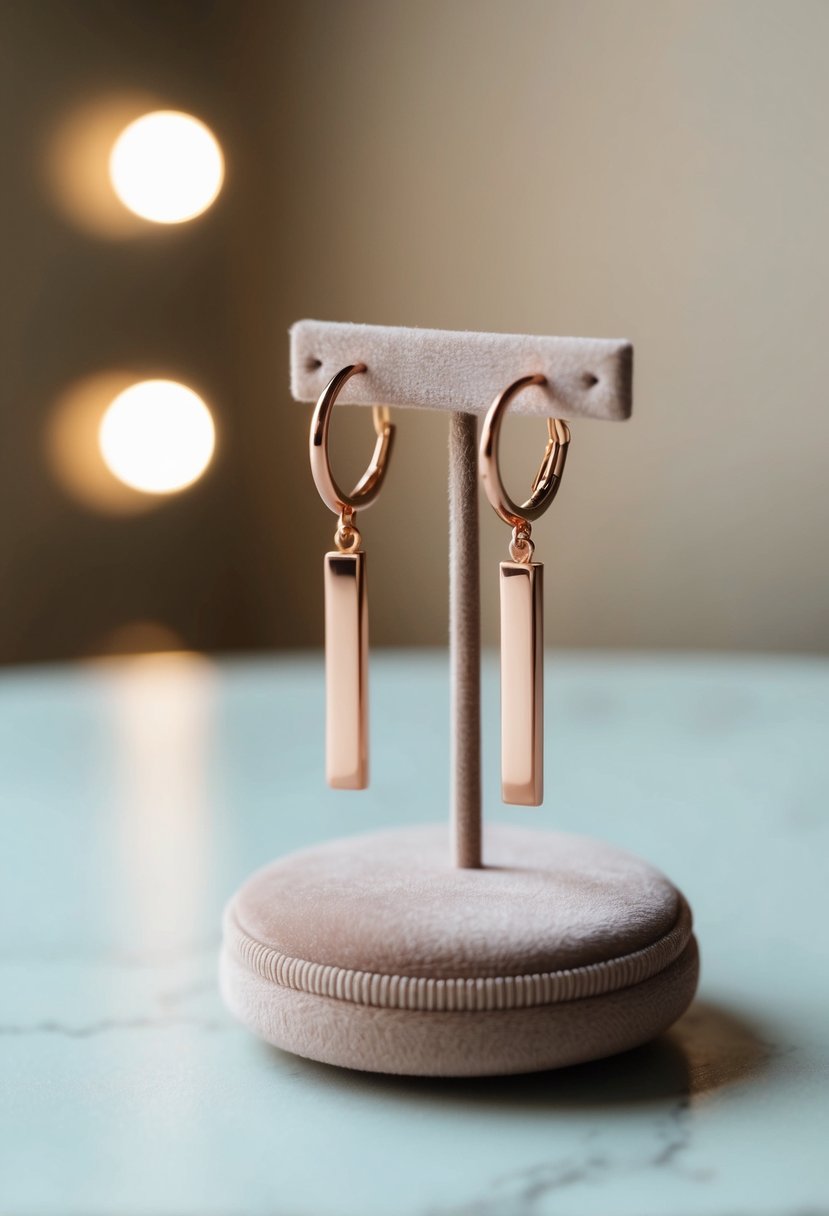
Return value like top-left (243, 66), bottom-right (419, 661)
top-left (220, 825), bottom-right (699, 1078)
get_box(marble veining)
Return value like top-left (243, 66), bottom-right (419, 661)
top-left (0, 1015), bottom-right (229, 1038)
top-left (0, 651), bottom-right (827, 1216)
top-left (424, 1103), bottom-right (698, 1216)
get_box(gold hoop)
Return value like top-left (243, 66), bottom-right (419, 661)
top-left (309, 364), bottom-right (395, 515)
top-left (479, 374), bottom-right (570, 529)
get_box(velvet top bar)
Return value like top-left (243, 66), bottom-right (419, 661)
top-left (290, 320), bottom-right (632, 421)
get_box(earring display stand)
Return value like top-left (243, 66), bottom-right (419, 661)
top-left (220, 321), bottom-right (699, 1077)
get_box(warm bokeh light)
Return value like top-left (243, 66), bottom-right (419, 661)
top-left (99, 380), bottom-right (216, 494)
top-left (45, 95), bottom-right (163, 237)
top-left (109, 111), bottom-right (224, 223)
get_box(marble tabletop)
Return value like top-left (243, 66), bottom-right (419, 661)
top-left (1, 650), bottom-right (827, 1216)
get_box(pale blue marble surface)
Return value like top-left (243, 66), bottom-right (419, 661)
top-left (1, 650), bottom-right (827, 1216)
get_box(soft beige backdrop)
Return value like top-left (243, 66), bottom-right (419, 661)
top-left (2, 0), bottom-right (827, 660)
top-left (243, 0), bottom-right (829, 652)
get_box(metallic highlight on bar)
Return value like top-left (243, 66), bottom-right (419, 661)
top-left (324, 551), bottom-right (368, 789)
top-left (500, 561), bottom-right (543, 806)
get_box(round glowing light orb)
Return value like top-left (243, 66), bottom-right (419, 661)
top-left (99, 380), bottom-right (216, 494)
top-left (109, 111), bottom-right (223, 223)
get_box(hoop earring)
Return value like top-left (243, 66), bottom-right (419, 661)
top-left (309, 364), bottom-right (395, 789)
top-left (479, 374), bottom-right (570, 806)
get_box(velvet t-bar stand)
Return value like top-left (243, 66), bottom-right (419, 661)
top-left (291, 320), bottom-right (633, 868)
top-left (220, 321), bottom-right (699, 1077)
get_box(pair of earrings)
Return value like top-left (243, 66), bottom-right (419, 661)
top-left (309, 365), bottom-right (570, 805)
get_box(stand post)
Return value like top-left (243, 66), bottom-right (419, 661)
top-left (448, 412), bottom-right (482, 868)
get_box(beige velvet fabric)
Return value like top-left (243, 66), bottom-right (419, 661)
top-left (227, 825), bottom-right (682, 977)
top-left (221, 826), bottom-right (698, 1076)
top-left (448, 413), bottom-right (481, 868)
top-left (290, 320), bottom-right (633, 420)
top-left (221, 938), bottom-right (698, 1077)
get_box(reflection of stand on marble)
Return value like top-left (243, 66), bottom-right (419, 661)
top-left (219, 320), bottom-right (699, 1076)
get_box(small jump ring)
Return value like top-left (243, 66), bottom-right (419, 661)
top-left (310, 364), bottom-right (395, 515)
top-left (479, 374), bottom-right (570, 529)
top-left (334, 519), bottom-right (362, 553)
top-left (509, 526), bottom-right (535, 564)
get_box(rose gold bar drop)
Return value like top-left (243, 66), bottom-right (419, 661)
top-left (500, 561), bottom-right (543, 805)
top-left (324, 551), bottom-right (368, 789)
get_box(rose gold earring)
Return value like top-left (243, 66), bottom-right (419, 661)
top-left (479, 374), bottom-right (570, 806)
top-left (309, 364), bottom-right (395, 790)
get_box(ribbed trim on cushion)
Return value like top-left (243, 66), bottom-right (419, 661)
top-left (225, 897), bottom-right (692, 1013)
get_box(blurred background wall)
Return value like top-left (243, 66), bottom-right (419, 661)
top-left (1, 0), bottom-right (827, 664)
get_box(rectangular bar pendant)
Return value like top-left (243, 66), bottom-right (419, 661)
top-left (324, 551), bottom-right (368, 789)
top-left (500, 561), bottom-right (543, 806)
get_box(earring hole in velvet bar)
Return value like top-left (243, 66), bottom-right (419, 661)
top-left (307, 357), bottom-right (323, 371)
top-left (582, 372), bottom-right (599, 388)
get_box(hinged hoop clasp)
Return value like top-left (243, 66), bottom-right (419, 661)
top-left (310, 364), bottom-right (395, 515)
top-left (479, 374), bottom-right (570, 529)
